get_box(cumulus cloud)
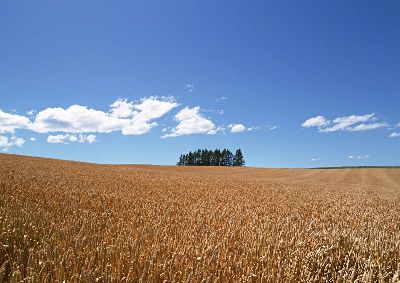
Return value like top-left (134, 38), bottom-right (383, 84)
top-left (161, 106), bottom-right (218, 138)
top-left (0, 97), bottom-right (180, 148)
top-left (228, 124), bottom-right (246, 133)
top-left (109, 98), bottom-right (135, 118)
top-left (28, 97), bottom-right (177, 136)
top-left (85, 134), bottom-right (97, 144)
top-left (302, 114), bottom-right (388, 133)
top-left (1, 97), bottom-right (230, 144)
top-left (30, 137), bottom-right (36, 141)
top-left (0, 110), bottom-right (32, 133)
top-left (31, 105), bottom-right (126, 134)
top-left (0, 135), bottom-right (25, 148)
top-left (122, 97), bottom-right (178, 135)
top-left (389, 132), bottom-right (400, 138)
top-left (47, 134), bottom-right (97, 144)
top-left (227, 124), bottom-right (259, 133)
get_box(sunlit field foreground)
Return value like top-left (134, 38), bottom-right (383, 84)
top-left (1, 154), bottom-right (400, 282)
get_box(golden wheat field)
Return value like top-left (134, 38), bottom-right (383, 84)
top-left (0, 154), bottom-right (400, 282)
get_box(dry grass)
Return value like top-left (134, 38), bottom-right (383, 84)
top-left (1, 154), bottom-right (400, 282)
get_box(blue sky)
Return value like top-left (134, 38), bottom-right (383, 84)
top-left (1, 0), bottom-right (399, 167)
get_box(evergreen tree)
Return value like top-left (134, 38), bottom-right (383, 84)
top-left (195, 149), bottom-right (202, 165)
top-left (177, 154), bottom-right (184, 165)
top-left (220, 149), bottom-right (233, 166)
top-left (177, 148), bottom-right (245, 166)
top-left (213, 149), bottom-right (221, 166)
top-left (188, 151), bottom-right (194, 165)
top-left (233, 149), bottom-right (245, 166)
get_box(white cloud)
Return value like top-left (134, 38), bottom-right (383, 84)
top-left (0, 135), bottom-right (25, 148)
top-left (26, 109), bottom-right (36, 116)
top-left (31, 105), bottom-right (128, 134)
top-left (30, 137), bottom-right (36, 141)
top-left (162, 106), bottom-right (218, 138)
top-left (83, 134), bottom-right (97, 144)
top-left (228, 123), bottom-right (246, 133)
top-left (47, 134), bottom-right (97, 144)
top-left (47, 134), bottom-right (76, 144)
top-left (122, 97), bottom-right (178, 135)
top-left (349, 154), bottom-right (370, 160)
top-left (268, 126), bottom-right (278, 130)
top-left (302, 114), bottom-right (388, 132)
top-left (215, 96), bottom-right (227, 102)
top-left (389, 132), bottom-right (400, 138)
top-left (186, 83), bottom-right (194, 93)
top-left (0, 136), bottom-right (9, 147)
top-left (227, 124), bottom-right (259, 133)
top-left (348, 122), bottom-right (388, 132)
top-left (302, 116), bottom-right (330, 128)
top-left (310, 158), bottom-right (318, 162)
top-left (29, 97), bottom-right (177, 136)
top-left (321, 114), bottom-right (375, 132)
top-left (0, 97), bottom-right (180, 145)
top-left (109, 98), bottom-right (134, 118)
top-left (0, 110), bottom-right (32, 133)
top-left (13, 136), bottom-right (25, 147)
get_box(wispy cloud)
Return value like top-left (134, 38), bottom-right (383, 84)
top-left (26, 109), bottom-right (37, 116)
top-left (389, 132), bottom-right (400, 138)
top-left (347, 122), bottom-right (388, 132)
top-left (47, 134), bottom-right (97, 144)
top-left (348, 154), bottom-right (370, 160)
top-left (215, 96), bottom-right (227, 102)
top-left (186, 83), bottom-right (194, 93)
top-left (302, 114), bottom-right (388, 133)
top-left (302, 116), bottom-right (329, 128)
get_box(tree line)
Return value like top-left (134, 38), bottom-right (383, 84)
top-left (177, 149), bottom-right (245, 166)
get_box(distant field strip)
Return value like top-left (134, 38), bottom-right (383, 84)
top-left (1, 154), bottom-right (400, 282)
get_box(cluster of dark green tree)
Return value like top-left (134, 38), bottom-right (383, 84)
top-left (177, 149), bottom-right (245, 166)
